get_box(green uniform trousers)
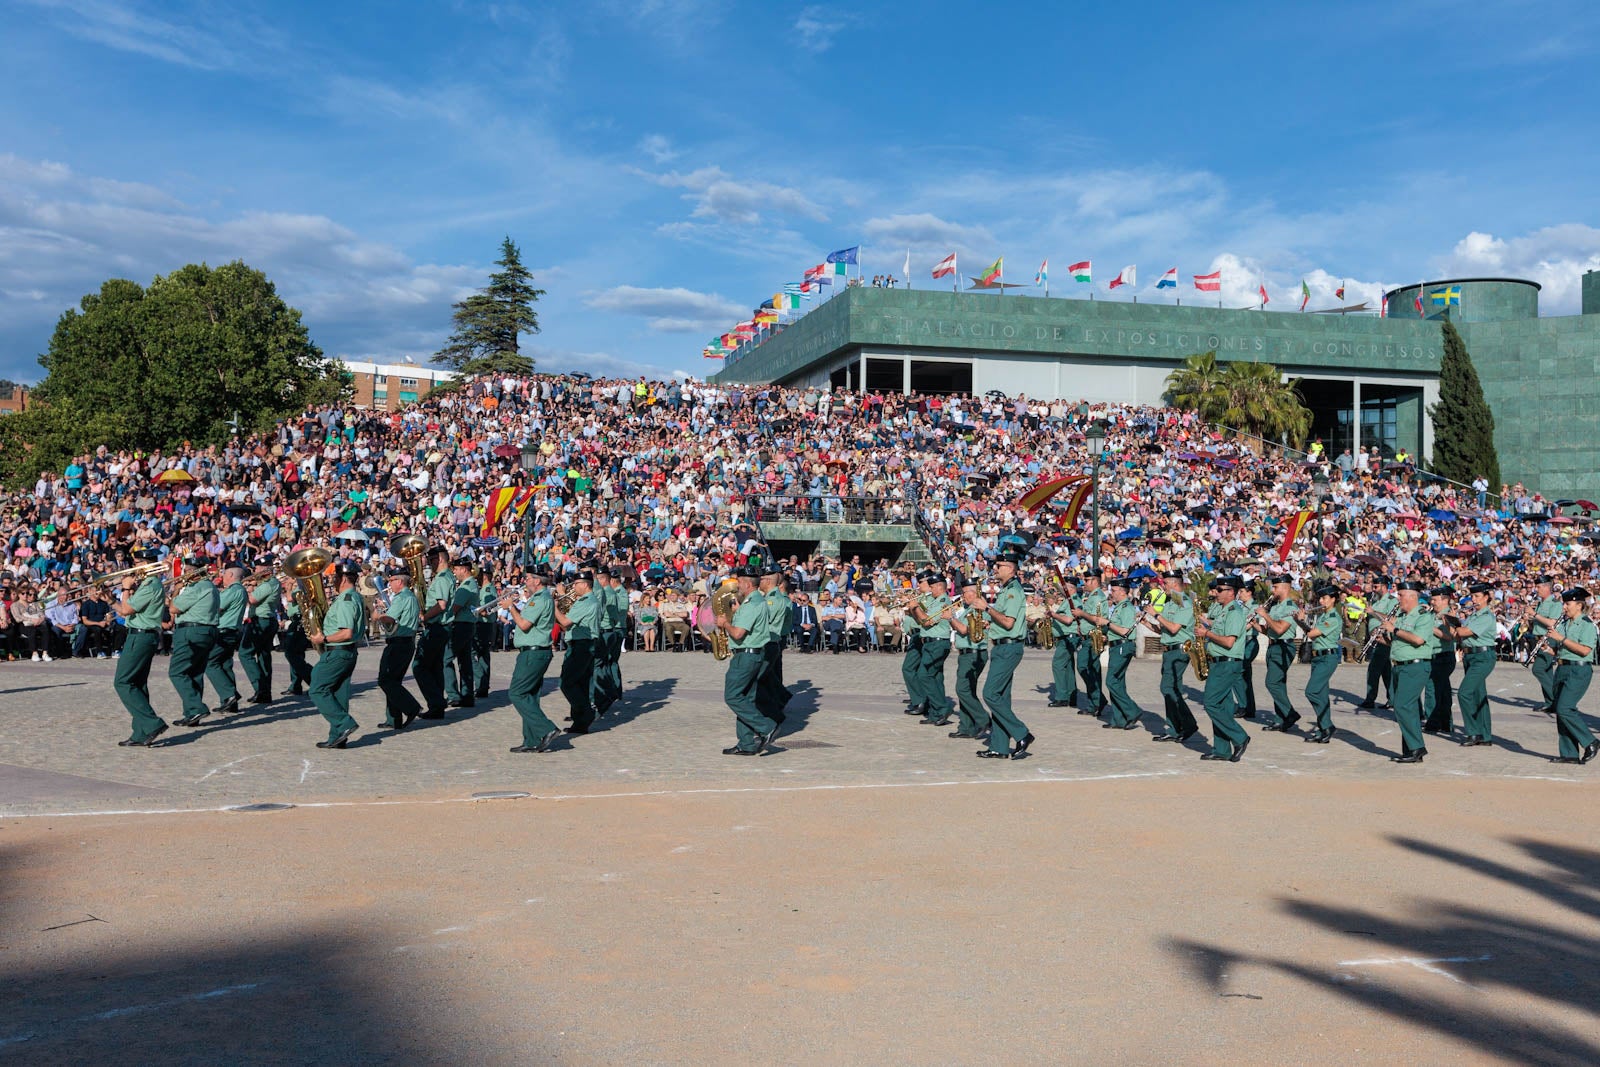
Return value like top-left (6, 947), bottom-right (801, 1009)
top-left (1076, 636), bottom-right (1105, 713)
top-left (1051, 637), bottom-right (1078, 704)
top-left (1304, 650), bottom-right (1339, 732)
top-left (446, 622), bottom-right (476, 706)
top-left (204, 627), bottom-right (242, 706)
top-left (1530, 650), bottom-right (1557, 710)
top-left (1423, 653), bottom-right (1456, 733)
top-left (1552, 663), bottom-right (1595, 759)
top-left (591, 631), bottom-right (623, 713)
top-left (980, 641), bottom-right (1029, 753)
top-left (377, 635), bottom-right (422, 726)
top-left (953, 649), bottom-right (989, 736)
top-left (1203, 659), bottom-right (1247, 757)
top-left (724, 648), bottom-right (777, 750)
top-left (1105, 642), bottom-right (1141, 727)
top-left (756, 641), bottom-right (791, 724)
top-left (1263, 640), bottom-right (1297, 723)
top-left (113, 629), bottom-right (165, 741)
top-left (508, 647), bottom-right (558, 745)
top-left (474, 620), bottom-right (497, 697)
top-left (310, 645), bottom-right (358, 741)
top-left (915, 638), bottom-right (954, 719)
top-left (1364, 640), bottom-right (1392, 704)
top-left (412, 624), bottom-right (450, 713)
top-left (282, 624), bottom-right (313, 693)
top-left (168, 624), bottom-right (217, 720)
top-left (1389, 660), bottom-right (1431, 755)
top-left (901, 635), bottom-right (924, 710)
top-left (1457, 650), bottom-right (1495, 742)
top-left (1158, 647), bottom-right (1197, 736)
top-left (239, 618), bottom-right (277, 700)
top-left (560, 638), bottom-right (597, 731)
top-left (1235, 636), bottom-right (1259, 718)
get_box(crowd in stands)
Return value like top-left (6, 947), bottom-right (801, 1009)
top-left (2, 371), bottom-right (1594, 663)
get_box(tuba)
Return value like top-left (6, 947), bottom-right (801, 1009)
top-left (1184, 637), bottom-right (1211, 681)
top-left (282, 546), bottom-right (334, 638)
top-left (390, 532), bottom-right (428, 595)
top-left (709, 582), bottom-right (742, 661)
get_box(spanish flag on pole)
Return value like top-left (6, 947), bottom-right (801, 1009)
top-left (1277, 510), bottom-right (1313, 564)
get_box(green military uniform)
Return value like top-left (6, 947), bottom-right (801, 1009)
top-left (559, 589), bottom-right (600, 732)
top-left (757, 584), bottom-right (794, 725)
top-left (1235, 596), bottom-right (1261, 720)
top-left (473, 578), bottom-right (499, 699)
top-left (1363, 590), bottom-right (1400, 707)
top-left (446, 575), bottom-right (479, 708)
top-left (1529, 591), bottom-right (1563, 711)
top-left (113, 573), bottom-right (169, 743)
top-left (1551, 612), bottom-right (1598, 761)
top-left (1156, 593), bottom-right (1198, 740)
top-left (1103, 595), bottom-right (1143, 728)
top-left (170, 577), bottom-right (219, 725)
top-left (378, 586), bottom-right (423, 728)
top-left (1304, 603), bottom-right (1344, 736)
top-left (1201, 593), bottom-right (1249, 759)
top-left (1076, 586), bottom-right (1108, 716)
top-left (914, 590), bottom-right (955, 725)
top-left (980, 575), bottom-right (1031, 755)
top-left (413, 566), bottom-right (455, 715)
top-left (592, 579), bottom-right (628, 715)
top-left (281, 594), bottom-right (313, 695)
top-left (241, 575), bottom-right (280, 702)
top-left (508, 587), bottom-right (560, 749)
top-left (310, 585), bottom-right (365, 745)
top-left (950, 599), bottom-right (989, 738)
top-left (204, 579), bottom-right (249, 711)
top-left (1388, 597), bottom-right (1440, 759)
top-left (901, 591), bottom-right (926, 715)
top-left (1457, 602), bottom-right (1498, 744)
top-left (1423, 598), bottom-right (1458, 735)
top-left (1261, 596), bottom-right (1302, 729)
top-left (1049, 591), bottom-right (1079, 706)
top-left (724, 589), bottom-right (780, 752)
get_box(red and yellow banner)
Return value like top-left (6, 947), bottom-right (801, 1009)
top-left (1277, 509), bottom-right (1313, 563)
top-left (1016, 474), bottom-right (1089, 514)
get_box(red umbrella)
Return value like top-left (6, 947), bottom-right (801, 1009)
top-left (1548, 515), bottom-right (1575, 525)
top-left (492, 444), bottom-right (521, 459)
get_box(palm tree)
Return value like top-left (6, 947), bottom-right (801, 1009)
top-left (1164, 351), bottom-right (1226, 414)
top-left (1214, 361), bottom-right (1311, 448)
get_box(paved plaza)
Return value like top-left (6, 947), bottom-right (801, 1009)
top-left (2, 647), bottom-right (1598, 1064)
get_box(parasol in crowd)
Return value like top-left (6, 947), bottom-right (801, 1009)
top-left (154, 469), bottom-right (195, 484)
top-left (471, 536), bottom-right (503, 549)
top-left (332, 529), bottom-right (368, 542)
top-left (1426, 508), bottom-right (1457, 521)
top-left (492, 444), bottom-right (521, 459)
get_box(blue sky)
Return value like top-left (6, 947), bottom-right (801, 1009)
top-left (3, 0), bottom-right (1599, 383)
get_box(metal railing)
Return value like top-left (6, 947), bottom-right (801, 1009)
top-left (746, 495), bottom-right (911, 525)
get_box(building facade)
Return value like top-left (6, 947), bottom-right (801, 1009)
top-left (710, 274), bottom-right (1600, 498)
top-left (340, 359), bottom-right (456, 411)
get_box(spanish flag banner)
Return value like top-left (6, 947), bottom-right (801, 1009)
top-left (1277, 510), bottom-right (1313, 564)
top-left (1056, 478), bottom-right (1096, 531)
top-left (481, 487), bottom-right (519, 538)
top-left (1016, 474), bottom-right (1089, 514)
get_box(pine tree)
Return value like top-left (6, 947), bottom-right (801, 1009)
top-left (1428, 320), bottom-right (1501, 489)
top-left (433, 237), bottom-right (545, 374)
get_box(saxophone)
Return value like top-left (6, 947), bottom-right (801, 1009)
top-left (966, 604), bottom-right (988, 644)
top-left (1184, 636), bottom-right (1211, 681)
top-left (1035, 614), bottom-right (1056, 649)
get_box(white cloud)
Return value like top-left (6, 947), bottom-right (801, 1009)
top-left (640, 166), bottom-right (828, 226)
top-left (582, 285), bottom-right (747, 333)
top-left (637, 134), bottom-right (678, 164)
top-left (532, 346), bottom-right (692, 381)
top-left (793, 8), bottom-right (854, 53)
top-left (1440, 226), bottom-right (1600, 314)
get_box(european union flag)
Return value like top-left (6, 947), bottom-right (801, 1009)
top-left (1430, 286), bottom-right (1461, 307)
top-left (826, 246), bottom-right (859, 265)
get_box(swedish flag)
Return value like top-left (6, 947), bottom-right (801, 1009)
top-left (1430, 286), bottom-right (1461, 307)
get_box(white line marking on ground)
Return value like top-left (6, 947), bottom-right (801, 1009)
top-left (299, 759), bottom-right (313, 784)
top-left (196, 754), bottom-right (264, 783)
top-left (0, 981), bottom-right (266, 1046)
top-left (1337, 954), bottom-right (1491, 984)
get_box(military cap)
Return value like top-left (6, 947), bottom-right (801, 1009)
top-left (333, 561), bottom-right (362, 581)
top-left (959, 577), bottom-right (980, 589)
top-left (1269, 573), bottom-right (1293, 585)
top-left (451, 556), bottom-right (473, 568)
top-left (1397, 579), bottom-right (1426, 592)
top-left (1535, 574), bottom-right (1556, 586)
top-left (1561, 587), bottom-right (1590, 602)
top-left (1110, 577), bottom-right (1134, 590)
top-left (926, 572), bottom-right (947, 586)
top-left (736, 565), bottom-right (762, 579)
top-left (1313, 583), bottom-right (1341, 600)
top-left (1218, 575), bottom-right (1245, 590)
top-left (762, 563), bottom-right (784, 577)
top-left (1430, 585), bottom-right (1455, 599)
top-left (133, 549), bottom-right (160, 562)
top-left (1061, 573), bottom-right (1081, 586)
top-left (385, 566), bottom-right (411, 580)
top-left (996, 548), bottom-right (1026, 564)
top-left (1468, 581), bottom-right (1494, 595)
top-left (426, 544), bottom-right (449, 557)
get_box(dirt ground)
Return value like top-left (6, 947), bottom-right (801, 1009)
top-left (4, 774), bottom-right (1597, 1066)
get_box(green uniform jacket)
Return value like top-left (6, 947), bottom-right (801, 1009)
top-left (990, 581), bottom-right (1026, 640)
top-left (1159, 596), bottom-right (1194, 647)
top-left (128, 575), bottom-right (165, 629)
top-left (1311, 609), bottom-right (1344, 652)
top-left (1390, 608), bottom-right (1440, 663)
top-left (1206, 601), bottom-right (1247, 660)
top-left (425, 572), bottom-right (456, 626)
top-left (514, 590), bottom-right (555, 649)
top-left (386, 589), bottom-right (421, 637)
top-left (1556, 617), bottom-right (1598, 663)
top-left (322, 588), bottom-right (367, 647)
top-left (730, 593), bottom-right (769, 649)
top-left (217, 583), bottom-right (248, 630)
top-left (249, 577), bottom-right (281, 621)
top-left (173, 579), bottom-right (220, 625)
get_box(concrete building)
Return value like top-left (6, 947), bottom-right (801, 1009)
top-left (340, 359), bottom-right (456, 411)
top-left (710, 272), bottom-right (1600, 497)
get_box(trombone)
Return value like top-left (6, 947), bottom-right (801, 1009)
top-left (48, 561), bottom-right (167, 605)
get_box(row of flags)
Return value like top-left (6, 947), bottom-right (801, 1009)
top-left (703, 246), bottom-right (861, 358)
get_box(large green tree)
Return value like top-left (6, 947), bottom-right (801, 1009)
top-left (1164, 352), bottom-right (1311, 447)
top-left (0, 261), bottom-right (342, 484)
top-left (433, 236), bottom-right (544, 374)
top-left (1428, 319), bottom-right (1501, 489)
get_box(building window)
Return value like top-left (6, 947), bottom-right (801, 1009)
top-left (1361, 397), bottom-right (1399, 458)
top-left (399, 377), bottom-right (418, 387)
top-left (399, 391), bottom-right (418, 404)
top-left (377, 374), bottom-right (388, 384)
top-left (373, 390), bottom-right (387, 403)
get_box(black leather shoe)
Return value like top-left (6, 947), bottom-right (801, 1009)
top-left (217, 697), bottom-right (241, 715)
top-left (1229, 737), bottom-right (1250, 762)
top-left (566, 726), bottom-right (590, 735)
top-left (921, 716), bottom-right (953, 727)
top-left (757, 725), bottom-right (783, 753)
top-left (418, 709), bottom-right (445, 720)
top-left (509, 745), bottom-right (536, 753)
top-left (535, 729), bottom-right (560, 752)
top-left (1390, 751), bottom-right (1426, 764)
top-left (1305, 729), bottom-right (1330, 743)
top-left (1153, 733), bottom-right (1179, 742)
top-left (315, 727), bottom-right (356, 750)
top-left (1076, 708), bottom-right (1098, 716)
top-left (177, 713), bottom-right (209, 728)
top-left (948, 731), bottom-right (979, 739)
top-left (1582, 742), bottom-right (1599, 765)
top-left (976, 749), bottom-right (1009, 759)
top-left (1013, 732), bottom-right (1035, 756)
top-left (722, 745), bottom-right (758, 755)
top-left (1551, 756), bottom-right (1581, 765)
top-left (1101, 722), bottom-right (1121, 729)
top-left (1357, 700), bottom-right (1376, 710)
top-left (1048, 700), bottom-right (1072, 708)
top-left (1176, 728), bottom-right (1198, 742)
top-left (1200, 752), bottom-right (1227, 761)
top-left (118, 723), bottom-right (168, 747)
top-left (1422, 725), bottom-right (1442, 735)
top-left (904, 705), bottom-right (926, 717)
top-left (1259, 722), bottom-right (1286, 732)
top-left (248, 693), bottom-right (271, 704)
top-left (1282, 712), bottom-right (1302, 728)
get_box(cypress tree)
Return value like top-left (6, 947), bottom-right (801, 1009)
top-left (1428, 319), bottom-right (1501, 489)
top-left (433, 237), bottom-right (545, 374)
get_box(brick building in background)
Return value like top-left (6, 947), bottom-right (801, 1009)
top-left (0, 380), bottom-right (29, 415)
top-left (340, 358), bottom-right (456, 411)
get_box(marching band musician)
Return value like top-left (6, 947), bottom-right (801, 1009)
top-left (1358, 575), bottom-right (1399, 710)
top-left (473, 563), bottom-right (499, 701)
top-left (1102, 577), bottom-right (1143, 731)
top-left (1257, 575), bottom-right (1302, 733)
top-left (1194, 575), bottom-right (1250, 762)
top-left (1072, 573), bottom-right (1109, 718)
top-left (1046, 575), bottom-right (1080, 708)
top-left (901, 572), bottom-right (930, 717)
top-left (553, 571), bottom-right (600, 735)
top-left (977, 549), bottom-right (1034, 760)
top-left (910, 573), bottom-right (956, 728)
top-left (603, 566), bottom-right (632, 710)
top-left (445, 558), bottom-right (479, 710)
top-left (1234, 582), bottom-right (1262, 722)
top-left (242, 559), bottom-right (281, 705)
top-left (589, 568), bottom-right (618, 716)
top-left (204, 563), bottom-right (248, 717)
top-left (375, 566), bottom-right (423, 731)
top-left (280, 578), bottom-right (313, 699)
top-left (1299, 584), bottom-right (1344, 743)
top-left (714, 566), bottom-right (782, 756)
top-left (757, 564), bottom-right (794, 727)
top-left (947, 577), bottom-right (990, 741)
top-left (1526, 575), bottom-right (1563, 715)
top-left (1450, 582), bottom-right (1499, 747)
top-left (170, 555), bottom-right (220, 728)
top-left (506, 567), bottom-right (562, 753)
top-left (112, 550), bottom-right (170, 747)
top-left (1547, 586), bottom-right (1598, 765)
top-left (1423, 587), bottom-right (1460, 737)
top-left (413, 544), bottom-right (455, 719)
top-left (1146, 572), bottom-right (1198, 743)
top-left (1382, 579), bottom-right (1438, 763)
top-left (308, 560), bottom-right (366, 750)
